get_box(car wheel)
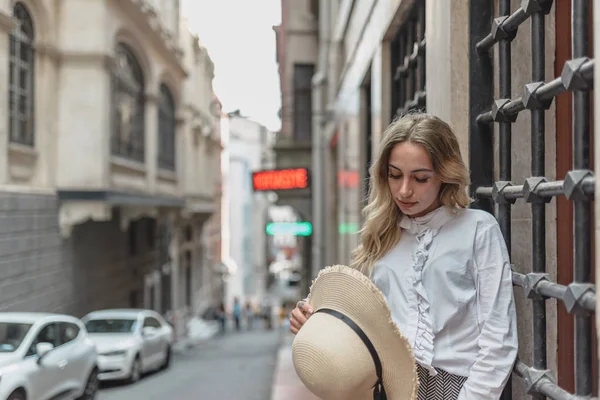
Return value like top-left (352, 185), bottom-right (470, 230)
top-left (128, 356), bottom-right (142, 384)
top-left (7, 390), bottom-right (26, 400)
top-left (77, 368), bottom-right (99, 400)
top-left (161, 346), bottom-right (171, 370)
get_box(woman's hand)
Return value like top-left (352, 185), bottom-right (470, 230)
top-left (289, 299), bottom-right (313, 334)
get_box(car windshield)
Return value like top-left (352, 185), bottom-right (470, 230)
top-left (0, 322), bottom-right (33, 352)
top-left (85, 319), bottom-right (137, 333)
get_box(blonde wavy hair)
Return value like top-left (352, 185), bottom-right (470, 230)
top-left (350, 113), bottom-right (471, 277)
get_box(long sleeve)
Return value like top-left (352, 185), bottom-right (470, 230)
top-left (457, 223), bottom-right (518, 400)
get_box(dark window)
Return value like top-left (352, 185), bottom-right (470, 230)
top-left (185, 252), bottom-right (192, 307)
top-left (9, 2), bottom-right (35, 146)
top-left (128, 221), bottom-right (138, 256)
top-left (184, 225), bottom-right (193, 242)
top-left (26, 323), bottom-right (59, 357)
top-left (293, 64), bottom-right (314, 143)
top-left (146, 218), bottom-right (156, 249)
top-left (158, 84), bottom-right (176, 171)
top-left (390, 2), bottom-right (426, 120)
top-left (158, 224), bottom-right (170, 266)
top-left (143, 317), bottom-right (161, 328)
top-left (0, 322), bottom-right (32, 352)
top-left (59, 323), bottom-right (80, 344)
top-left (129, 290), bottom-right (138, 308)
top-left (111, 43), bottom-right (145, 162)
top-left (85, 319), bottom-right (137, 333)
top-left (149, 286), bottom-right (155, 310)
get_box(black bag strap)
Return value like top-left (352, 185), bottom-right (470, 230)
top-left (315, 308), bottom-right (387, 400)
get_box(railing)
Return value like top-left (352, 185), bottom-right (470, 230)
top-left (469, 0), bottom-right (596, 399)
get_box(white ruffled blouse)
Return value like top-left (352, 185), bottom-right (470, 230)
top-left (372, 206), bottom-right (518, 400)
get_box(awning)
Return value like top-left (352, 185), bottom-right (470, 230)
top-left (57, 189), bottom-right (185, 208)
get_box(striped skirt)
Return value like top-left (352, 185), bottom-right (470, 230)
top-left (417, 364), bottom-right (468, 400)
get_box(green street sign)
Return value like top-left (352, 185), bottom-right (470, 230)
top-left (266, 222), bottom-right (313, 236)
top-left (338, 223), bottom-right (359, 234)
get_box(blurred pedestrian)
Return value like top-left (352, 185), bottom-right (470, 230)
top-left (216, 302), bottom-right (226, 334)
top-left (232, 297), bottom-right (241, 331)
top-left (244, 301), bottom-right (254, 330)
top-left (261, 302), bottom-right (272, 330)
top-left (289, 113), bottom-right (518, 399)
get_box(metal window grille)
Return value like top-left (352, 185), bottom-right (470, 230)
top-left (111, 43), bottom-right (145, 163)
top-left (293, 64), bottom-right (314, 143)
top-left (390, 0), bottom-right (426, 121)
top-left (9, 2), bottom-right (35, 146)
top-left (158, 84), bottom-right (176, 171)
top-left (469, 1), bottom-right (596, 399)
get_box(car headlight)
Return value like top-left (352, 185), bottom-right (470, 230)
top-left (101, 350), bottom-right (127, 357)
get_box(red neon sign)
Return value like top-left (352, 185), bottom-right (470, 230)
top-left (337, 170), bottom-right (359, 188)
top-left (252, 168), bottom-right (309, 191)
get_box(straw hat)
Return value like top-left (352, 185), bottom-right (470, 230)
top-left (292, 265), bottom-right (418, 400)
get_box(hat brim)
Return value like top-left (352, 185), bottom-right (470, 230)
top-left (306, 265), bottom-right (419, 400)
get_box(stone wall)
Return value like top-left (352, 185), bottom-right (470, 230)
top-left (0, 191), bottom-right (158, 318)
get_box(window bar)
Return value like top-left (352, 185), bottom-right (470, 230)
top-left (512, 271), bottom-right (596, 312)
top-left (469, 0), bottom-right (494, 214)
top-left (498, 0), bottom-right (513, 250)
top-left (417, 1), bottom-right (426, 109)
top-left (476, 59), bottom-right (594, 124)
top-left (405, 19), bottom-right (415, 112)
top-left (497, 3), bottom-right (515, 399)
top-left (529, 6), bottom-right (550, 399)
top-left (571, 0), bottom-right (593, 395)
top-left (391, 34), bottom-right (399, 121)
top-left (475, 176), bottom-right (595, 201)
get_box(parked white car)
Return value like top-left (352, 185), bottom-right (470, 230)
top-left (0, 312), bottom-right (98, 400)
top-left (81, 309), bottom-right (173, 383)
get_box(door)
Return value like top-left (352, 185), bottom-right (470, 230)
top-left (25, 323), bottom-right (64, 400)
top-left (57, 322), bottom-right (86, 394)
top-left (141, 316), bottom-right (162, 368)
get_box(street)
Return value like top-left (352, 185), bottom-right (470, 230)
top-left (98, 328), bottom-right (282, 400)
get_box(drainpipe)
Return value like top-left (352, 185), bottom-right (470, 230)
top-left (594, 1), bottom-right (600, 390)
top-left (311, 0), bottom-right (331, 279)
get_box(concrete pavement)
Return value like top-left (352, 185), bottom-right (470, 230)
top-left (271, 331), bottom-right (320, 400)
top-left (98, 328), bottom-right (279, 400)
top-left (98, 324), bottom-right (320, 400)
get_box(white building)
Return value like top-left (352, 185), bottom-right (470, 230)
top-left (0, 0), bottom-right (222, 333)
top-left (225, 111), bottom-right (275, 310)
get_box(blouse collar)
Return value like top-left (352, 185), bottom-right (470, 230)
top-left (399, 205), bottom-right (459, 234)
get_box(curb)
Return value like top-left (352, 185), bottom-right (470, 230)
top-left (270, 331), bottom-right (320, 400)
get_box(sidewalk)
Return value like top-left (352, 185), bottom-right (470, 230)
top-left (172, 317), bottom-right (220, 354)
top-left (271, 331), bottom-right (320, 400)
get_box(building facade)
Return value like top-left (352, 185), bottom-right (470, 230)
top-left (225, 111), bottom-right (276, 310)
top-left (273, 0), bottom-right (318, 295)
top-left (0, 0), bottom-right (223, 334)
top-left (279, 0), bottom-right (598, 398)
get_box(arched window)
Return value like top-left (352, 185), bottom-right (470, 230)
top-left (111, 43), bottom-right (145, 162)
top-left (158, 84), bottom-right (176, 171)
top-left (9, 2), bottom-right (35, 146)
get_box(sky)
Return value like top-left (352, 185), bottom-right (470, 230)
top-left (182, 0), bottom-right (282, 132)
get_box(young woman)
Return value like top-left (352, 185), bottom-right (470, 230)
top-left (290, 113), bottom-right (518, 399)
